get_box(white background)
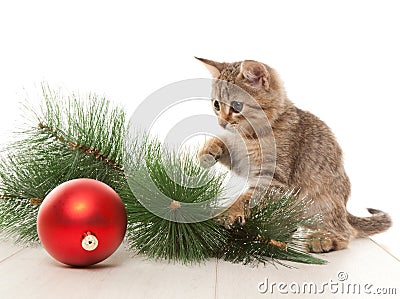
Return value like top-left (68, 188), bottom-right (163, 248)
top-left (0, 1), bottom-right (399, 253)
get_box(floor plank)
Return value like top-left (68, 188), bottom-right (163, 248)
top-left (215, 238), bottom-right (400, 298)
top-left (1, 238), bottom-right (399, 299)
top-left (0, 239), bottom-right (25, 262)
top-left (0, 245), bottom-right (217, 299)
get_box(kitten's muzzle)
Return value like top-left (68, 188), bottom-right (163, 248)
top-left (218, 119), bottom-right (228, 129)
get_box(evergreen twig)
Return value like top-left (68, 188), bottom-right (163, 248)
top-left (219, 189), bottom-right (327, 266)
top-left (0, 84), bottom-right (127, 243)
top-left (124, 137), bottom-right (228, 263)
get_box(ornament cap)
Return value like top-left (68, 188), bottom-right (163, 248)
top-left (81, 232), bottom-right (99, 251)
top-left (170, 200), bottom-right (181, 210)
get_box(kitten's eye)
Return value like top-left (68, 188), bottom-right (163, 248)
top-left (213, 100), bottom-right (220, 111)
top-left (231, 101), bottom-right (243, 113)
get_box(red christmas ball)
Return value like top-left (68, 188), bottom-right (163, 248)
top-left (37, 178), bottom-right (127, 267)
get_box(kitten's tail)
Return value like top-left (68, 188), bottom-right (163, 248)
top-left (347, 208), bottom-right (392, 238)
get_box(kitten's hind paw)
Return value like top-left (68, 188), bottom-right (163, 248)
top-left (306, 232), bottom-right (349, 253)
top-left (199, 154), bottom-right (217, 168)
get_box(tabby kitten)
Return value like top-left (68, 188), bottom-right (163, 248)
top-left (196, 57), bottom-right (391, 252)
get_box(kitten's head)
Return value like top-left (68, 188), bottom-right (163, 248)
top-left (196, 57), bottom-right (287, 137)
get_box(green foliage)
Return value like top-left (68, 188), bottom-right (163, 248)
top-left (0, 85), bottom-right (127, 243)
top-left (0, 85), bottom-right (325, 266)
top-left (219, 189), bottom-right (326, 266)
top-left (124, 137), bottom-right (228, 263)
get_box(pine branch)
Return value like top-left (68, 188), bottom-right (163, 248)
top-left (218, 189), bottom-right (327, 267)
top-left (124, 137), bottom-right (228, 263)
top-left (37, 84), bottom-right (126, 168)
top-left (37, 122), bottom-right (122, 171)
top-left (0, 85), bottom-right (128, 243)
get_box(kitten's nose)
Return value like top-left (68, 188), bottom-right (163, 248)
top-left (219, 119), bottom-right (228, 128)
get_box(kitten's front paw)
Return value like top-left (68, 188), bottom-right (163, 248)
top-left (215, 209), bottom-right (246, 228)
top-left (199, 154), bottom-right (217, 168)
top-left (198, 141), bottom-right (224, 168)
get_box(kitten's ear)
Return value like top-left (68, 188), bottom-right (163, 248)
top-left (195, 57), bottom-right (225, 78)
top-left (239, 60), bottom-right (270, 90)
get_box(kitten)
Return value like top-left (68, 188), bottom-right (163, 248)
top-left (196, 57), bottom-right (392, 252)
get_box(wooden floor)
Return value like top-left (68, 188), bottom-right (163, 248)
top-left (1, 237), bottom-right (399, 299)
